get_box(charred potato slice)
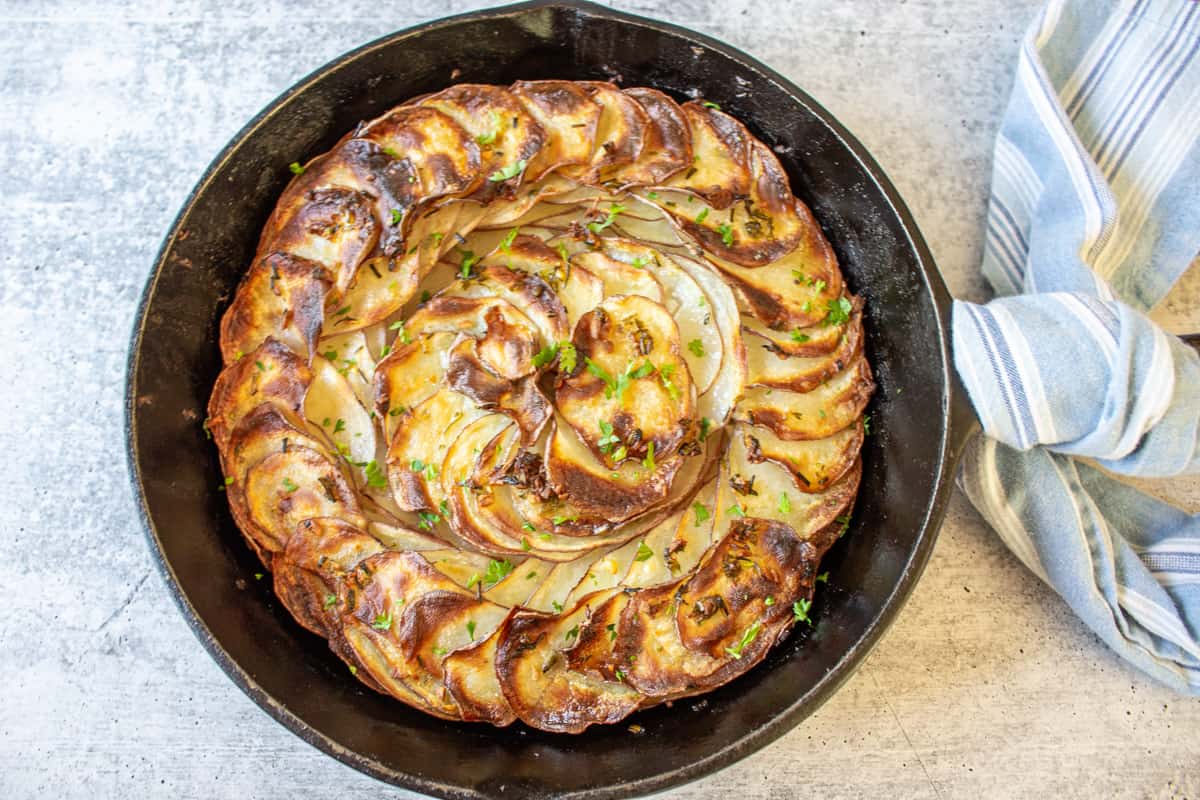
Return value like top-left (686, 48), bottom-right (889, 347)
top-left (210, 80), bottom-right (876, 732)
top-left (734, 352), bottom-right (874, 441)
top-left (510, 80), bottom-right (601, 181)
top-left (220, 252), bottom-right (331, 363)
top-left (556, 294), bottom-right (696, 464)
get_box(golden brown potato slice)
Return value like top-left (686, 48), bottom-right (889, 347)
top-left (675, 516), bottom-right (818, 658)
top-left (445, 337), bottom-right (551, 442)
top-left (372, 331), bottom-right (456, 442)
top-left (243, 446), bottom-right (362, 557)
top-left (564, 590), bottom-right (632, 680)
top-left (510, 80), bottom-right (601, 181)
top-left (703, 208), bottom-right (844, 329)
top-left (418, 84), bottom-right (545, 199)
top-left (220, 252), bottom-right (331, 363)
top-left (273, 517), bottom-right (383, 638)
top-left (304, 355), bottom-right (378, 485)
top-left (544, 416), bottom-right (683, 523)
top-left (261, 186), bottom-right (379, 295)
top-left (733, 353), bottom-right (874, 441)
top-left (494, 592), bottom-right (644, 732)
top-left (615, 87), bottom-right (692, 186)
top-left (556, 294), bottom-right (696, 464)
top-left (443, 616), bottom-right (518, 725)
top-left (570, 250), bottom-right (664, 303)
top-left (662, 102), bottom-right (751, 208)
top-left (739, 295), bottom-right (864, 358)
top-left (741, 420), bottom-right (864, 494)
top-left (722, 428), bottom-right (860, 543)
top-left (451, 260), bottom-right (570, 345)
top-left (744, 299), bottom-right (863, 392)
top-left (560, 82), bottom-right (650, 185)
top-left (208, 338), bottom-right (311, 450)
top-left (386, 387), bottom-right (489, 512)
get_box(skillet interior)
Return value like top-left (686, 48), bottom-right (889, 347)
top-left (126, 2), bottom-right (960, 797)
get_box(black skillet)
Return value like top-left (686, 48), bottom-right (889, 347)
top-left (126, 1), bottom-right (979, 797)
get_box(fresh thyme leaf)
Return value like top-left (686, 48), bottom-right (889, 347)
top-left (863, 414), bottom-right (872, 435)
top-left (816, 571), bottom-right (829, 584)
top-left (727, 504), bottom-right (745, 518)
top-left (475, 111), bottom-right (501, 146)
top-left (390, 209), bottom-right (402, 226)
top-left (323, 593), bottom-right (337, 609)
top-left (702, 100), bottom-right (721, 110)
top-left (459, 249), bottom-right (479, 280)
top-left (698, 417), bottom-right (711, 442)
top-left (333, 418), bottom-right (346, 434)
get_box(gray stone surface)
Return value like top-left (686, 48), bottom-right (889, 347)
top-left (1, 1), bottom-right (1197, 797)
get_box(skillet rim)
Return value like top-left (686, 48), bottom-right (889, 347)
top-left (125, 1), bottom-right (967, 796)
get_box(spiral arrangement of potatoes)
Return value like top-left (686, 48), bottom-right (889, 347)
top-left (206, 81), bottom-right (874, 732)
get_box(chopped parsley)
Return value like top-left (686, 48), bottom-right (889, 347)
top-left (364, 460), bottom-right (387, 488)
top-left (727, 504), bottom-right (745, 518)
top-left (698, 417), bottom-right (711, 442)
top-left (255, 360), bottom-right (266, 372)
top-left (323, 593), bottom-right (336, 609)
top-left (467, 558), bottom-right (515, 589)
top-left (607, 623), bottom-right (617, 641)
top-left (558, 342), bottom-right (577, 373)
top-left (692, 502), bottom-right (710, 525)
top-left (466, 619), bottom-right (477, 640)
top-left (532, 343), bottom-right (559, 369)
top-left (765, 596), bottom-right (776, 606)
top-left (475, 112), bottom-right (501, 146)
top-left (288, 161), bottom-right (305, 175)
top-left (333, 418), bottom-right (346, 434)
top-left (635, 540), bottom-right (654, 562)
top-left (816, 571), bottom-right (829, 584)
top-left (695, 207), bottom-right (709, 224)
top-left (642, 441), bottom-right (656, 471)
top-left (390, 209), bottom-right (402, 226)
top-left (488, 159), bottom-right (526, 182)
top-left (552, 601), bottom-right (564, 612)
top-left (724, 620), bottom-right (762, 659)
top-left (499, 227), bottom-right (520, 252)
top-left (687, 339), bottom-right (705, 358)
top-left (863, 414), bottom-right (872, 435)
top-left (597, 419), bottom-right (620, 454)
top-left (658, 363), bottom-right (680, 400)
top-left (778, 492), bottom-right (791, 514)
top-left (824, 297), bottom-right (853, 326)
top-left (586, 203), bottom-right (626, 234)
top-left (835, 513), bottom-right (852, 537)
top-left (224, 476), bottom-right (234, 486)
top-left (281, 477), bottom-right (299, 493)
top-left (372, 609), bottom-right (393, 630)
top-left (702, 101), bottom-right (722, 110)
top-left (792, 598), bottom-right (813, 626)
top-left (790, 330), bottom-right (811, 343)
top-left (459, 249), bottom-right (479, 280)
top-left (716, 222), bottom-right (734, 246)
top-left (521, 521), bottom-right (536, 532)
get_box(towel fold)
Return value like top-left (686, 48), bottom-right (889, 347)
top-left (951, 0), bottom-right (1200, 692)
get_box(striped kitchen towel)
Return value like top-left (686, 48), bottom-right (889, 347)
top-left (951, 0), bottom-right (1200, 692)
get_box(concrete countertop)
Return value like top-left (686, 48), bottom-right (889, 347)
top-left (1, 0), bottom-right (1197, 797)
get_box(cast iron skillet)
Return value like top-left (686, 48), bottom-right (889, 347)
top-left (126, 1), bottom-right (979, 797)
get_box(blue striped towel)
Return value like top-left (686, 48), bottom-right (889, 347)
top-left (951, 0), bottom-right (1200, 692)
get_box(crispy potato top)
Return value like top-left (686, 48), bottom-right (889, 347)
top-left (208, 82), bottom-right (873, 731)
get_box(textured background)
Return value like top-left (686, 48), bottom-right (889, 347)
top-left (2, 0), bottom-right (1198, 797)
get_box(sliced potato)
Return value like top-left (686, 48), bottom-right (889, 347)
top-left (243, 446), bottom-right (362, 556)
top-left (615, 87), bottom-right (691, 186)
top-left (208, 338), bottom-right (311, 450)
top-left (703, 214), bottom-right (843, 329)
top-left (445, 337), bottom-right (551, 442)
top-left (510, 80), bottom-right (601, 181)
top-left (744, 300), bottom-right (863, 392)
top-left (723, 426), bottom-right (861, 542)
top-left (450, 261), bottom-right (569, 345)
top-left (733, 353), bottom-right (874, 441)
top-left (741, 420), bottom-right (864, 494)
top-left (556, 294), bottom-right (695, 464)
top-left (443, 618), bottom-right (517, 725)
top-left (220, 252), bottom-right (331, 362)
top-left (662, 102), bottom-right (751, 208)
top-left (560, 82), bottom-right (649, 184)
top-left (494, 592), bottom-right (643, 732)
top-left (386, 388), bottom-right (488, 512)
top-left (262, 186), bottom-right (379, 294)
top-left (372, 331), bottom-right (456, 442)
top-left (273, 517), bottom-right (383, 637)
top-left (304, 355), bottom-right (377, 484)
top-left (570, 250), bottom-right (664, 302)
top-left (419, 84), bottom-right (545, 198)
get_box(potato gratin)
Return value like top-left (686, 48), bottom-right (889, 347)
top-left (206, 81), bottom-right (874, 732)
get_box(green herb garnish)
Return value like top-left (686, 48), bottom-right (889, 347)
top-left (692, 502), bottom-right (710, 525)
top-left (635, 541), bottom-right (653, 562)
top-left (488, 159), bottom-right (526, 182)
top-left (725, 620), bottom-right (762, 659)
